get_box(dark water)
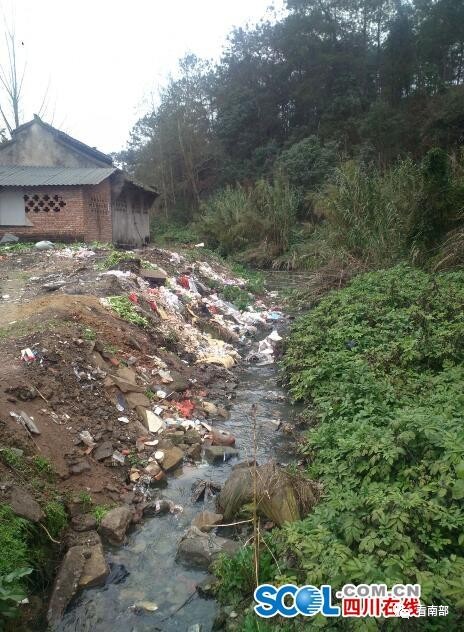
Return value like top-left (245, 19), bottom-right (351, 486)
top-left (58, 362), bottom-right (295, 632)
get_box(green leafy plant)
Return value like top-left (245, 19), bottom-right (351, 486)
top-left (221, 285), bottom-right (253, 311)
top-left (0, 567), bottom-right (32, 627)
top-left (92, 505), bottom-right (111, 526)
top-left (215, 266), bottom-right (464, 629)
top-left (106, 296), bottom-right (149, 328)
top-left (78, 491), bottom-right (93, 512)
top-left (44, 501), bottom-right (67, 539)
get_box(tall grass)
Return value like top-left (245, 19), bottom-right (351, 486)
top-left (198, 177), bottom-right (298, 264)
top-left (315, 159), bottom-right (423, 267)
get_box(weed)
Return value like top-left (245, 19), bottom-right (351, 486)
top-left (92, 505), bottom-right (111, 526)
top-left (221, 285), bottom-right (252, 311)
top-left (78, 491), bottom-right (93, 511)
top-left (82, 326), bottom-right (96, 341)
top-left (0, 567), bottom-right (33, 625)
top-left (44, 501), bottom-right (67, 539)
top-left (97, 250), bottom-right (135, 270)
top-left (106, 296), bottom-right (149, 328)
top-left (32, 456), bottom-right (54, 477)
top-left (0, 448), bottom-right (24, 470)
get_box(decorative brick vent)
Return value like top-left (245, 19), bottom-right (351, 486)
top-left (24, 193), bottom-right (67, 213)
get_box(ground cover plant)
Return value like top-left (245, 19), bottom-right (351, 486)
top-left (215, 265), bottom-right (464, 630)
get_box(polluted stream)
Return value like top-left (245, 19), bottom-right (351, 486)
top-left (58, 360), bottom-right (295, 632)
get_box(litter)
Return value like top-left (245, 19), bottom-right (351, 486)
top-left (10, 410), bottom-right (40, 435)
top-left (79, 431), bottom-right (96, 447)
top-left (175, 399), bottom-right (195, 418)
top-left (145, 411), bottom-right (165, 434)
top-left (35, 240), bottom-right (54, 250)
top-left (112, 450), bottom-right (126, 465)
top-left (118, 416), bottom-right (130, 424)
top-left (21, 348), bottom-right (36, 363)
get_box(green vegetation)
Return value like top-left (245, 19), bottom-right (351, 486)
top-left (215, 266), bottom-right (464, 628)
top-left (92, 505), bottom-right (111, 526)
top-left (82, 326), bottom-right (97, 341)
top-left (78, 491), bottom-right (93, 511)
top-left (197, 178), bottom-right (298, 265)
top-left (44, 501), bottom-right (67, 539)
top-left (98, 250), bottom-right (136, 270)
top-left (220, 285), bottom-right (253, 311)
top-left (0, 567), bottom-right (32, 628)
top-left (150, 219), bottom-right (200, 245)
top-left (32, 456), bottom-right (54, 477)
top-left (106, 296), bottom-right (149, 328)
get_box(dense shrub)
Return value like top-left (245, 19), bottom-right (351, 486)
top-left (198, 178), bottom-right (299, 263)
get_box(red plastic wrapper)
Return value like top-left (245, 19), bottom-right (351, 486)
top-left (178, 275), bottom-right (190, 290)
top-left (175, 399), bottom-right (195, 418)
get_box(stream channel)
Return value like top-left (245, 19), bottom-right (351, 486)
top-left (58, 355), bottom-right (296, 632)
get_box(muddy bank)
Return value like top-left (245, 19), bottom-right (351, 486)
top-left (0, 243), bottom-right (291, 630)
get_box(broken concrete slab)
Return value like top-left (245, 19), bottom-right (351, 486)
top-left (140, 268), bottom-right (167, 286)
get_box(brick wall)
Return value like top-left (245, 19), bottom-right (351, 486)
top-left (0, 182), bottom-right (113, 243)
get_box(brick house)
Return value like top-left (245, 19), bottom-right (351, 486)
top-left (0, 115), bottom-right (157, 246)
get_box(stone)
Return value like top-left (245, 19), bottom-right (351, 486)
top-left (47, 547), bottom-right (86, 626)
top-left (166, 430), bottom-right (186, 446)
top-left (115, 367), bottom-right (138, 384)
top-left (93, 441), bottom-right (113, 461)
top-left (191, 511), bottom-right (223, 532)
top-left (176, 526), bottom-right (239, 569)
top-left (168, 370), bottom-right (189, 392)
top-left (204, 446), bottom-right (239, 464)
top-left (71, 513), bottom-right (97, 532)
top-left (183, 430), bottom-right (202, 445)
top-left (104, 375), bottom-right (145, 394)
top-left (100, 506), bottom-right (133, 545)
top-left (68, 459), bottom-right (91, 475)
top-left (142, 499), bottom-right (172, 517)
top-left (202, 401), bottom-right (218, 416)
top-left (186, 443), bottom-right (202, 461)
top-left (161, 446), bottom-right (184, 471)
top-left (9, 486), bottom-right (45, 523)
top-left (140, 268), bottom-right (167, 285)
top-left (210, 430), bottom-right (236, 447)
top-left (125, 391), bottom-right (151, 408)
top-left (196, 575), bottom-right (219, 599)
top-left (78, 542), bottom-right (109, 589)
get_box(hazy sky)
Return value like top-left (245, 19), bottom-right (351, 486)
top-left (0, 0), bottom-right (284, 155)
